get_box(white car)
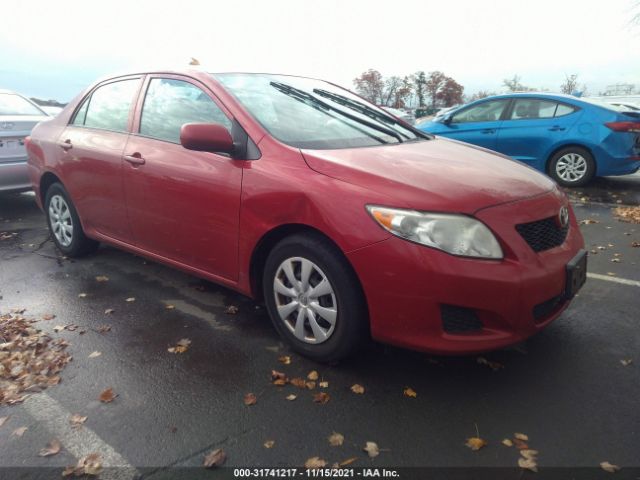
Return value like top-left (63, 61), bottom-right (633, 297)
top-left (0, 89), bottom-right (50, 193)
top-left (380, 106), bottom-right (416, 125)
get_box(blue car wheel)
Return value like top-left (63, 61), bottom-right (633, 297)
top-left (547, 146), bottom-right (596, 187)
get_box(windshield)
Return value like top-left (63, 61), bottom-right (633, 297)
top-left (213, 73), bottom-right (428, 149)
top-left (0, 93), bottom-right (45, 116)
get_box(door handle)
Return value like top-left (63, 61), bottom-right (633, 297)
top-left (548, 126), bottom-right (566, 131)
top-left (57, 139), bottom-right (73, 150)
top-left (124, 153), bottom-right (146, 166)
top-left (481, 129), bottom-right (495, 134)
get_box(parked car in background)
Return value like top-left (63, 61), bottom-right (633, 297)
top-left (434, 104), bottom-right (462, 120)
top-left (41, 105), bottom-right (64, 117)
top-left (419, 93), bottom-right (640, 187)
top-left (27, 70), bottom-right (585, 361)
top-left (0, 89), bottom-right (49, 193)
top-left (380, 106), bottom-right (415, 125)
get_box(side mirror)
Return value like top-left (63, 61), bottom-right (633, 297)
top-left (180, 123), bottom-right (234, 154)
top-left (443, 114), bottom-right (453, 125)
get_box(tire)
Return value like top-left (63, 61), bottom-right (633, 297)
top-left (547, 146), bottom-right (595, 187)
top-left (262, 233), bottom-right (368, 363)
top-left (44, 182), bottom-right (99, 257)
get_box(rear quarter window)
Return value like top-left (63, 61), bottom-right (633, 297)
top-left (72, 79), bottom-right (139, 132)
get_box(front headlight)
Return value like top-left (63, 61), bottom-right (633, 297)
top-left (366, 205), bottom-right (503, 259)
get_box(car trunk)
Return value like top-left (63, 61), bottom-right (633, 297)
top-left (0, 116), bottom-right (46, 164)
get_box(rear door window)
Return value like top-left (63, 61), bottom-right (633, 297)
top-left (73, 79), bottom-right (140, 132)
top-left (139, 78), bottom-right (231, 144)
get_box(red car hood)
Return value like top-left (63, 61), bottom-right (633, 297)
top-left (301, 137), bottom-right (556, 214)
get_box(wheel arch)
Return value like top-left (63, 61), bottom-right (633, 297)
top-left (40, 171), bottom-right (63, 206)
top-left (545, 143), bottom-right (597, 176)
top-left (248, 223), bottom-right (367, 307)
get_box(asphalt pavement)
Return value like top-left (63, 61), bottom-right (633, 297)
top-left (0, 176), bottom-right (639, 480)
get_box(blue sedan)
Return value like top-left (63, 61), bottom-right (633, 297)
top-left (418, 93), bottom-right (640, 187)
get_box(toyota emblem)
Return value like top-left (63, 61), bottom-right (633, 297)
top-left (558, 206), bottom-right (569, 228)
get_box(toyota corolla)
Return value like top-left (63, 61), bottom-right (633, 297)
top-left (26, 70), bottom-right (586, 362)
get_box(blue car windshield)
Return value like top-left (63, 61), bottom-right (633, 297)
top-left (213, 73), bottom-right (428, 149)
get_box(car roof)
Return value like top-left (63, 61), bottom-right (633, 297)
top-left (482, 92), bottom-right (580, 101)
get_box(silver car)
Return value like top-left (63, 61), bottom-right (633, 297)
top-left (0, 89), bottom-right (49, 193)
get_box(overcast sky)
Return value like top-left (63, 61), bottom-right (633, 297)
top-left (2, 0), bottom-right (639, 102)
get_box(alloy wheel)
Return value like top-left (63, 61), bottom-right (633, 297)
top-left (48, 194), bottom-right (73, 247)
top-left (555, 153), bottom-right (588, 183)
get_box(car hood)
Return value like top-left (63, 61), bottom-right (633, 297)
top-left (301, 137), bottom-right (556, 214)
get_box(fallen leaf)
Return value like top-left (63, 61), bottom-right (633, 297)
top-left (476, 356), bottom-right (504, 371)
top-left (514, 433), bottom-right (529, 441)
top-left (307, 370), bottom-right (319, 381)
top-left (328, 432), bottom-right (344, 446)
top-left (53, 325), bottom-right (66, 332)
top-left (99, 388), bottom-right (117, 403)
top-left (611, 258), bottom-right (621, 263)
top-left (278, 355), bottom-right (291, 365)
top-left (39, 439), bottom-right (62, 457)
top-left (351, 384), bottom-right (365, 394)
top-left (203, 448), bottom-right (226, 468)
top-left (520, 449), bottom-right (538, 459)
top-left (502, 439), bottom-right (513, 447)
top-left (165, 304), bottom-right (175, 310)
top-left (285, 394), bottom-right (297, 401)
top-left (125, 297), bottom-right (135, 302)
top-left (69, 414), bottom-right (87, 429)
top-left (88, 351), bottom-right (102, 358)
top-left (319, 381), bottom-right (329, 388)
top-left (271, 370), bottom-right (287, 381)
top-left (95, 275), bottom-right (109, 282)
top-left (363, 441), bottom-right (380, 458)
top-left (273, 378), bottom-right (287, 386)
top-left (579, 219), bottom-right (599, 225)
top-left (403, 387), bottom-right (417, 398)
top-left (42, 313), bottom-right (56, 321)
top-left (339, 457), bottom-right (358, 467)
top-left (607, 272), bottom-right (617, 276)
top-left (518, 456), bottom-right (538, 472)
top-left (313, 392), bottom-right (330, 404)
top-left (168, 338), bottom-right (191, 354)
top-left (613, 206), bottom-right (640, 224)
top-left (78, 293), bottom-right (88, 298)
top-left (263, 440), bottom-right (275, 449)
top-left (465, 437), bottom-right (487, 451)
top-left (513, 438), bottom-right (529, 450)
top-left (632, 242), bottom-right (640, 248)
top-left (244, 393), bottom-right (257, 406)
top-left (306, 381), bottom-right (317, 389)
top-left (12, 426), bottom-right (27, 437)
top-left (224, 305), bottom-right (239, 314)
top-left (104, 309), bottom-right (114, 315)
top-left (305, 457), bottom-right (327, 468)
top-left (290, 377), bottom-right (306, 388)
top-left (64, 453), bottom-right (102, 476)
top-left (620, 359), bottom-right (633, 366)
top-left (600, 461), bottom-right (621, 473)
top-left (97, 324), bottom-right (111, 333)
top-left (0, 417), bottom-right (8, 428)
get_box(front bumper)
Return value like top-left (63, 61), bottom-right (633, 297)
top-left (0, 160), bottom-right (31, 193)
top-left (347, 190), bottom-right (585, 355)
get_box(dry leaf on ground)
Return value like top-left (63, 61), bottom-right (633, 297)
top-left (319, 381), bottom-right (329, 388)
top-left (514, 433), bottom-right (529, 441)
top-left (307, 370), bottom-right (319, 381)
top-left (12, 426), bottom-right (27, 437)
top-left (620, 359), bottom-right (633, 366)
top-left (63, 453), bottom-right (102, 477)
top-left (313, 392), bottom-right (330, 404)
top-left (99, 388), bottom-right (117, 403)
top-left (165, 304), bottom-right (175, 310)
top-left (328, 432), bottom-right (344, 446)
top-left (95, 275), bottom-right (109, 282)
top-left (285, 394), bottom-right (297, 401)
top-left (125, 297), bottom-right (135, 302)
top-left (290, 377), bottom-right (306, 388)
top-left (502, 439), bottom-right (513, 447)
top-left (104, 309), bottom-right (114, 315)
top-left (88, 351), bottom-right (101, 358)
top-left (69, 414), bottom-right (87, 429)
top-left (78, 293), bottom-right (88, 298)
top-left (224, 305), bottom-right (239, 314)
top-left (264, 440), bottom-right (275, 448)
top-left (518, 456), bottom-right (538, 472)
top-left (39, 439), bottom-right (61, 457)
top-left (42, 314), bottom-right (56, 321)
top-left (244, 393), bottom-right (257, 406)
top-left (403, 387), bottom-right (417, 398)
top-left (0, 417), bottom-right (8, 428)
top-left (600, 461), bottom-right (621, 473)
top-left (168, 338), bottom-right (191, 354)
top-left (477, 356), bottom-right (504, 371)
top-left (363, 441), bottom-right (380, 458)
top-left (97, 324), bottom-right (111, 333)
top-left (203, 448), bottom-right (226, 468)
top-left (278, 355), bottom-right (291, 364)
top-left (614, 206), bottom-right (640, 224)
top-left (305, 457), bottom-right (327, 468)
top-left (306, 381), bottom-right (316, 389)
top-left (465, 437), bottom-right (486, 451)
top-left (351, 384), bottom-right (365, 394)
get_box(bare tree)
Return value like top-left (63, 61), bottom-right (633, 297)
top-left (382, 76), bottom-right (403, 106)
top-left (413, 71), bottom-right (427, 107)
top-left (561, 74), bottom-right (579, 94)
top-left (469, 90), bottom-right (496, 101)
top-left (503, 75), bottom-right (530, 92)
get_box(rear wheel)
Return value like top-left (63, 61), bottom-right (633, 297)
top-left (547, 147), bottom-right (595, 187)
top-left (45, 183), bottom-right (99, 257)
top-left (263, 233), bottom-right (368, 362)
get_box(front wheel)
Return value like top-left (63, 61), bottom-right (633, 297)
top-left (262, 234), bottom-right (368, 363)
top-left (45, 182), bottom-right (99, 257)
top-left (547, 147), bottom-right (595, 187)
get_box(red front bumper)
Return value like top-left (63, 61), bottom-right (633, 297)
top-left (347, 190), bottom-right (585, 355)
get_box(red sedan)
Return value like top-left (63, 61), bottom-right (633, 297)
top-left (26, 70), bottom-right (586, 362)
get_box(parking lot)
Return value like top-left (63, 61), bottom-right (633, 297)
top-left (1, 174), bottom-right (639, 479)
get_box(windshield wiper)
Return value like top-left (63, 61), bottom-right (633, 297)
top-left (270, 81), bottom-right (403, 143)
top-left (313, 89), bottom-right (427, 141)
